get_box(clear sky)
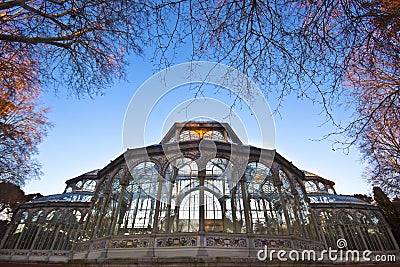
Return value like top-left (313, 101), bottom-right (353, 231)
top-left (23, 55), bottom-right (371, 197)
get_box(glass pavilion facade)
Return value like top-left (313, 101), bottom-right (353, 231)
top-left (0, 122), bottom-right (398, 265)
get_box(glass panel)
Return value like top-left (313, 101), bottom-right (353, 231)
top-left (326, 185), bottom-right (335, 194)
top-left (318, 182), bottom-right (326, 191)
top-left (82, 180), bottom-right (97, 191)
top-left (279, 170), bottom-right (291, 191)
top-left (179, 190), bottom-right (200, 232)
top-left (319, 211), bottom-right (341, 248)
top-left (157, 158), bottom-right (199, 233)
top-left (246, 163), bottom-right (287, 235)
top-left (203, 130), bottom-right (224, 142)
top-left (179, 130), bottom-right (200, 141)
top-left (294, 180), bottom-right (315, 239)
top-left (53, 210), bottom-right (82, 250)
top-left (115, 162), bottom-right (159, 235)
top-left (97, 169), bottom-right (124, 237)
top-left (34, 210), bottom-right (63, 250)
top-left (76, 181), bottom-right (83, 190)
top-left (3, 211), bottom-right (29, 249)
top-left (304, 180), bottom-right (318, 193)
top-left (339, 212), bottom-right (364, 250)
top-left (204, 158), bottom-right (238, 232)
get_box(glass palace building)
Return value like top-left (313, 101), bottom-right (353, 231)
top-left (0, 122), bottom-right (398, 266)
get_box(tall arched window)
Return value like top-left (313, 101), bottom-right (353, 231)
top-left (204, 158), bottom-right (241, 233)
top-left (293, 180), bottom-right (315, 239)
top-left (2, 211), bottom-right (29, 249)
top-left (318, 211), bottom-right (340, 248)
top-left (304, 180), bottom-right (318, 193)
top-left (356, 211), bottom-right (397, 251)
top-left (157, 158), bottom-right (200, 233)
top-left (54, 210), bottom-right (82, 250)
top-left (179, 130), bottom-right (200, 141)
top-left (84, 176), bottom-right (108, 240)
top-left (82, 180), bottom-right (97, 192)
top-left (114, 162), bottom-right (159, 235)
top-left (203, 130), bottom-right (224, 142)
top-left (246, 163), bottom-right (287, 235)
top-left (35, 210), bottom-right (63, 250)
top-left (339, 212), bottom-right (364, 250)
top-left (279, 170), bottom-right (299, 235)
top-left (96, 168), bottom-right (124, 237)
top-left (18, 210), bottom-right (44, 250)
top-left (178, 190), bottom-right (201, 232)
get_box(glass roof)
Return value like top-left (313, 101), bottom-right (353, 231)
top-left (308, 194), bottom-right (369, 205)
top-left (31, 192), bottom-right (94, 203)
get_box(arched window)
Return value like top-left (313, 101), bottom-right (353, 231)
top-left (204, 158), bottom-right (240, 232)
top-left (15, 210), bottom-right (44, 250)
top-left (3, 211), bottom-right (29, 249)
top-left (179, 130), bottom-right (200, 141)
top-left (206, 158), bottom-right (238, 197)
top-left (97, 168), bottom-right (124, 237)
top-left (157, 158), bottom-right (200, 233)
top-left (326, 185), bottom-right (335, 194)
top-left (279, 170), bottom-right (292, 192)
top-left (76, 181), bottom-right (83, 190)
top-left (304, 180), bottom-right (319, 193)
top-left (279, 170), bottom-right (299, 235)
top-left (114, 162), bottom-right (159, 235)
top-left (35, 210), bottom-right (63, 250)
top-left (246, 163), bottom-right (287, 235)
top-left (83, 176), bottom-right (108, 240)
top-left (82, 180), bottom-right (97, 192)
top-left (338, 212), bottom-right (364, 250)
top-left (246, 162), bottom-right (272, 186)
top-left (53, 210), bottom-right (82, 250)
top-left (318, 182), bottom-right (326, 192)
top-left (203, 130), bottom-right (224, 142)
top-left (293, 180), bottom-right (316, 239)
top-left (318, 211), bottom-right (341, 248)
top-left (364, 212), bottom-right (397, 250)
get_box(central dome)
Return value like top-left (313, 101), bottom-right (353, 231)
top-left (161, 121), bottom-right (243, 144)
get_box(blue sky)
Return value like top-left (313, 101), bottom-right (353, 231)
top-left (23, 56), bottom-right (370, 197)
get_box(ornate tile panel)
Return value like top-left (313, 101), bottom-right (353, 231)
top-left (91, 239), bottom-right (108, 250)
top-left (75, 242), bottom-right (90, 251)
top-left (254, 238), bottom-right (291, 248)
top-left (156, 236), bottom-right (197, 247)
top-left (206, 236), bottom-right (247, 248)
top-left (51, 251), bottom-right (70, 256)
top-left (30, 251), bottom-right (48, 256)
top-left (14, 251), bottom-right (28, 256)
top-left (109, 238), bottom-right (151, 248)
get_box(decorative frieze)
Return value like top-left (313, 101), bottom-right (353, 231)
top-left (74, 241), bottom-right (90, 251)
top-left (13, 251), bottom-right (28, 256)
top-left (51, 251), bottom-right (70, 256)
top-left (109, 238), bottom-right (151, 248)
top-left (156, 236), bottom-right (197, 247)
top-left (91, 239), bottom-right (108, 250)
top-left (254, 238), bottom-right (291, 249)
top-left (30, 251), bottom-right (48, 256)
top-left (206, 236), bottom-right (247, 248)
